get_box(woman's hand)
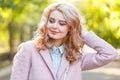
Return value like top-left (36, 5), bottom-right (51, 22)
top-left (81, 27), bottom-right (89, 37)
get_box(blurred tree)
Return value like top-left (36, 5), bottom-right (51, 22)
top-left (0, 0), bottom-right (50, 58)
top-left (76, 0), bottom-right (120, 48)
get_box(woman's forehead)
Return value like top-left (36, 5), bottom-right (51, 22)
top-left (49, 10), bottom-right (66, 21)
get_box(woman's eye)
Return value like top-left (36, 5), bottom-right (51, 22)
top-left (49, 18), bottom-right (55, 23)
top-left (59, 22), bottom-right (66, 26)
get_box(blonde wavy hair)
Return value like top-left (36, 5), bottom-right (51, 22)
top-left (34, 2), bottom-right (84, 63)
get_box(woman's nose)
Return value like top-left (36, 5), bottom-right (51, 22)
top-left (53, 22), bottom-right (58, 28)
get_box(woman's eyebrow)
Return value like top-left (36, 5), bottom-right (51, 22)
top-left (49, 17), bottom-right (54, 19)
top-left (49, 16), bottom-right (66, 22)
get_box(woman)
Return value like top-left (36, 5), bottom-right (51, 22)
top-left (10, 2), bottom-right (117, 80)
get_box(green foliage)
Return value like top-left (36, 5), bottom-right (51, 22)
top-left (77, 0), bottom-right (120, 48)
top-left (0, 0), bottom-right (51, 53)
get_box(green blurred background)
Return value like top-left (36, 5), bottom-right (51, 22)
top-left (0, 0), bottom-right (120, 62)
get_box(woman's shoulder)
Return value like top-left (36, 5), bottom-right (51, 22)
top-left (18, 40), bottom-right (36, 51)
top-left (13, 40), bottom-right (36, 64)
top-left (22, 40), bottom-right (35, 46)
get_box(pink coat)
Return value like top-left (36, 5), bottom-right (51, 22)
top-left (10, 32), bottom-right (117, 80)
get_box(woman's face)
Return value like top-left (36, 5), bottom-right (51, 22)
top-left (47, 10), bottom-right (69, 41)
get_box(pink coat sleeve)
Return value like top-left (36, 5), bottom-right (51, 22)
top-left (10, 43), bottom-right (31, 80)
top-left (81, 31), bottom-right (118, 71)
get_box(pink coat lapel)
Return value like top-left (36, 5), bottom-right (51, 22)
top-left (39, 49), bottom-right (56, 80)
top-left (57, 52), bottom-right (69, 79)
top-left (40, 50), bottom-right (70, 80)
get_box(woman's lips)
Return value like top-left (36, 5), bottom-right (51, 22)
top-left (50, 30), bottom-right (59, 35)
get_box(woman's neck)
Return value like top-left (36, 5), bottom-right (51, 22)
top-left (54, 40), bottom-right (63, 47)
top-left (49, 39), bottom-right (63, 47)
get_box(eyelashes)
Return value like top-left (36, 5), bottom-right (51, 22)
top-left (48, 18), bottom-right (67, 26)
